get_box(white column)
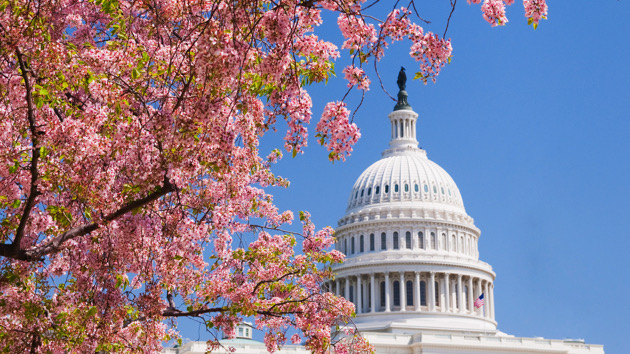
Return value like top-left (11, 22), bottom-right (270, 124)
top-left (429, 272), bottom-right (436, 312)
top-left (399, 271), bottom-right (406, 311)
top-left (370, 273), bottom-right (376, 313)
top-left (444, 273), bottom-right (450, 312)
top-left (468, 277), bottom-right (474, 314)
top-left (335, 279), bottom-right (340, 296)
top-left (457, 274), bottom-right (463, 314)
top-left (384, 272), bottom-right (391, 312)
top-left (484, 281), bottom-right (490, 318)
top-left (414, 272), bottom-right (421, 311)
top-left (344, 277), bottom-right (349, 301)
top-left (490, 282), bottom-right (495, 320)
top-left (357, 275), bottom-right (363, 315)
top-left (476, 278), bottom-right (482, 316)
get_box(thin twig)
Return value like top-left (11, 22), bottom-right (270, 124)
top-left (444, 0), bottom-right (457, 38)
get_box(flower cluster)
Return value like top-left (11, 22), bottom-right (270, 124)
top-left (482, 0), bottom-right (509, 27)
top-left (316, 102), bottom-right (361, 162)
top-left (342, 66), bottom-right (371, 90)
top-left (524, 0), bottom-right (549, 26)
top-left (409, 33), bottom-right (453, 84)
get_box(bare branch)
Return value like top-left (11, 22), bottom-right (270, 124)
top-left (0, 176), bottom-right (177, 261)
top-left (13, 48), bottom-right (42, 251)
top-left (444, 0), bottom-right (457, 38)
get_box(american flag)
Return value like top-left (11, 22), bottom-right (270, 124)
top-left (474, 293), bottom-right (485, 308)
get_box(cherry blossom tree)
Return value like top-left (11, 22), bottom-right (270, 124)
top-left (0, 0), bottom-right (546, 352)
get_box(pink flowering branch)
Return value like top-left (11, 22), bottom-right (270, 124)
top-left (0, 176), bottom-right (176, 261)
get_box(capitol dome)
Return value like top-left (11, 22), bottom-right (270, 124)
top-left (346, 149), bottom-right (465, 212)
top-left (328, 85), bottom-right (496, 335)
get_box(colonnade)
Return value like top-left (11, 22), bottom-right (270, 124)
top-left (391, 116), bottom-right (416, 141)
top-left (327, 271), bottom-right (494, 321)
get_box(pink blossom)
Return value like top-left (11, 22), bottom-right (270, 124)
top-left (482, 0), bottom-right (509, 27)
top-left (524, 0), bottom-right (548, 26)
top-left (316, 102), bottom-right (361, 162)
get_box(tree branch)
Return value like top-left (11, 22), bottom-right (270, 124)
top-left (13, 48), bottom-right (42, 251)
top-left (162, 306), bottom-right (228, 318)
top-left (0, 176), bottom-right (176, 261)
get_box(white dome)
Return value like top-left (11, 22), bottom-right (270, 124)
top-left (346, 147), bottom-right (465, 214)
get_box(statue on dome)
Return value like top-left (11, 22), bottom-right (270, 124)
top-left (394, 66), bottom-right (410, 110)
top-left (397, 66), bottom-right (407, 91)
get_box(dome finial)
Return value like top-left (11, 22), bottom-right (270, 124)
top-left (394, 67), bottom-right (411, 111)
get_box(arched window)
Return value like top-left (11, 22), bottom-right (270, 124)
top-left (381, 232), bottom-right (387, 250)
top-left (415, 184), bottom-right (419, 192)
top-left (431, 232), bottom-right (437, 250)
top-left (369, 233), bottom-right (375, 251)
top-left (360, 189), bottom-right (364, 197)
top-left (404, 184), bottom-right (409, 192)
top-left (459, 236), bottom-right (464, 253)
top-left (394, 184), bottom-right (399, 193)
top-left (393, 281), bottom-right (400, 306)
top-left (424, 184), bottom-right (429, 193)
top-left (384, 185), bottom-right (389, 194)
top-left (420, 281), bottom-right (427, 306)
top-left (433, 185), bottom-right (437, 193)
top-left (351, 237), bottom-right (355, 254)
top-left (441, 233), bottom-right (447, 250)
top-left (375, 186), bottom-right (380, 195)
top-left (418, 232), bottom-right (424, 249)
top-left (367, 187), bottom-right (371, 195)
top-left (441, 187), bottom-right (445, 194)
top-left (393, 232), bottom-right (399, 250)
top-left (355, 191), bottom-right (358, 198)
top-left (405, 231), bottom-right (412, 249)
top-left (406, 280), bottom-right (413, 306)
top-left (451, 235), bottom-right (456, 251)
top-left (359, 235), bottom-right (364, 252)
top-left (380, 282), bottom-right (386, 307)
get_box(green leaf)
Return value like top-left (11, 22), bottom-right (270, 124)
top-left (527, 17), bottom-right (534, 25)
top-left (413, 72), bottom-right (424, 80)
top-left (87, 306), bottom-right (97, 317)
top-left (533, 22), bottom-right (538, 30)
top-left (34, 96), bottom-right (44, 109)
top-left (131, 68), bottom-right (140, 80)
top-left (8, 162), bottom-right (17, 174)
top-left (11, 199), bottom-right (21, 209)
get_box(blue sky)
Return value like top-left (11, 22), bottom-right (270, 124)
top-left (263, 1), bottom-right (630, 353)
top-left (177, 1), bottom-right (629, 352)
